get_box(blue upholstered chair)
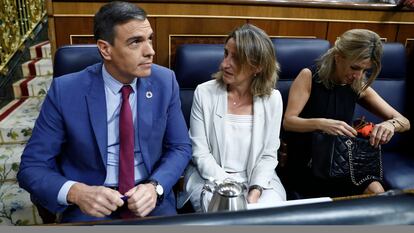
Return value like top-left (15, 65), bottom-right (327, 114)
top-left (172, 39), bottom-right (414, 199)
top-left (173, 39), bottom-right (331, 127)
top-left (174, 44), bottom-right (224, 128)
top-left (272, 38), bottom-right (330, 111)
top-left (272, 38), bottom-right (331, 80)
top-left (172, 39), bottom-right (331, 201)
top-left (354, 43), bottom-right (413, 190)
top-left (53, 41), bottom-right (413, 203)
top-left (53, 44), bottom-right (102, 78)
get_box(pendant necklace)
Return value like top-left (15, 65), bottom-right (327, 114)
top-left (231, 94), bottom-right (240, 106)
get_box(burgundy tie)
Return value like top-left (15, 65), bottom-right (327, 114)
top-left (119, 85), bottom-right (135, 195)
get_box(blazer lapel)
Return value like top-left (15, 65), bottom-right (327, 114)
top-left (86, 68), bottom-right (108, 167)
top-left (248, 97), bottom-right (265, 179)
top-left (213, 86), bottom-right (227, 166)
top-left (136, 78), bottom-right (153, 173)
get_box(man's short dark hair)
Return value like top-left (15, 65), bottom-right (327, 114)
top-left (94, 1), bottom-right (147, 45)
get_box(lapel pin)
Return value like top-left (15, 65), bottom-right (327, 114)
top-left (146, 91), bottom-right (153, 99)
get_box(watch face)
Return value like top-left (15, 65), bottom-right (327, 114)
top-left (156, 184), bottom-right (164, 195)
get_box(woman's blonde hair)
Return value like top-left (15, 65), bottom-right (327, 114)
top-left (317, 29), bottom-right (383, 93)
top-left (213, 24), bottom-right (280, 97)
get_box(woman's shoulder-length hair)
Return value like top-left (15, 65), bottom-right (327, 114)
top-left (317, 29), bottom-right (383, 94)
top-left (213, 24), bottom-right (280, 97)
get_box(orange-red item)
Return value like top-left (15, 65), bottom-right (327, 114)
top-left (353, 117), bottom-right (375, 138)
top-left (357, 122), bottom-right (374, 138)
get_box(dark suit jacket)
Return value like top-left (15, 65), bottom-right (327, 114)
top-left (17, 63), bottom-right (191, 222)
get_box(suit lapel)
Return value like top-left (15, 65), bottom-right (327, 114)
top-left (213, 86), bottom-right (227, 166)
top-left (136, 78), bottom-right (153, 173)
top-left (248, 97), bottom-right (264, 179)
top-left (86, 67), bottom-right (108, 166)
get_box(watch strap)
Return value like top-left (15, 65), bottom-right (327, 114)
top-left (146, 180), bottom-right (164, 202)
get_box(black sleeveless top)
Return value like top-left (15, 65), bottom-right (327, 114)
top-left (284, 66), bottom-right (361, 197)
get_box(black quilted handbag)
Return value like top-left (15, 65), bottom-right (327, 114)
top-left (311, 132), bottom-right (383, 186)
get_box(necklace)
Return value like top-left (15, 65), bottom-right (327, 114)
top-left (230, 94), bottom-right (241, 106)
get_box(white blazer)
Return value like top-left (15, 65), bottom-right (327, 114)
top-left (178, 80), bottom-right (285, 208)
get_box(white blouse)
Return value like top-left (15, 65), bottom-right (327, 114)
top-left (223, 113), bottom-right (253, 173)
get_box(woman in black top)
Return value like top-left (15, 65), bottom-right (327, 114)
top-left (283, 29), bottom-right (410, 198)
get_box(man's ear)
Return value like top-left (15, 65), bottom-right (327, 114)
top-left (97, 39), bottom-right (112, 61)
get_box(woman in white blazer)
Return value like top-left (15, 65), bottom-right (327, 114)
top-left (178, 24), bottom-right (286, 212)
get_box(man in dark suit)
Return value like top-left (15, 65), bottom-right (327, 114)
top-left (17, 1), bottom-right (191, 223)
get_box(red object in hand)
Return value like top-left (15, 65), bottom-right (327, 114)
top-left (357, 122), bottom-right (374, 138)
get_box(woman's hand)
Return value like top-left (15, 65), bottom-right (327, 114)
top-left (319, 118), bottom-right (357, 137)
top-left (247, 188), bottom-right (261, 204)
top-left (369, 121), bottom-right (395, 147)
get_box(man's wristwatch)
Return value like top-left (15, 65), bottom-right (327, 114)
top-left (147, 180), bottom-right (164, 202)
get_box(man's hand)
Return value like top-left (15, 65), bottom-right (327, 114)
top-left (124, 183), bottom-right (157, 217)
top-left (67, 183), bottom-right (124, 217)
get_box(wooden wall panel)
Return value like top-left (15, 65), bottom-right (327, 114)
top-left (327, 22), bottom-right (398, 43)
top-left (53, 17), bottom-right (157, 61)
top-left (50, 1), bottom-right (414, 23)
top-left (155, 18), bottom-right (245, 67)
top-left (54, 17), bottom-right (94, 47)
top-left (396, 25), bottom-right (414, 45)
top-left (396, 25), bottom-right (414, 99)
top-left (47, 16), bottom-right (57, 56)
top-left (49, 1), bottom-right (414, 70)
top-left (70, 36), bottom-right (95, 45)
top-left (248, 20), bottom-right (328, 39)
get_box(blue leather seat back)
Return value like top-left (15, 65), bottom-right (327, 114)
top-left (174, 44), bottom-right (224, 127)
top-left (353, 43), bottom-right (407, 150)
top-left (350, 42), bottom-right (412, 189)
top-left (174, 44), bottom-right (224, 88)
top-left (272, 38), bottom-right (330, 112)
top-left (272, 38), bottom-right (331, 81)
top-left (52, 41), bottom-right (412, 190)
top-left (174, 40), bottom-right (331, 127)
top-left (383, 151), bottom-right (414, 189)
top-left (53, 44), bottom-right (102, 78)
top-left (179, 88), bottom-right (196, 128)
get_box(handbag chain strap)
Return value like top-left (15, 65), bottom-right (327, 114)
top-left (346, 139), bottom-right (384, 186)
